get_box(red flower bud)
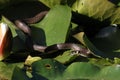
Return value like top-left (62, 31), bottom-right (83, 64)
top-left (0, 22), bottom-right (12, 60)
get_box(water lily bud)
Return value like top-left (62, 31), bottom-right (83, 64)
top-left (0, 22), bottom-right (12, 61)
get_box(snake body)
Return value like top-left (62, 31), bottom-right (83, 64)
top-left (14, 11), bottom-right (91, 57)
top-left (23, 11), bottom-right (48, 24)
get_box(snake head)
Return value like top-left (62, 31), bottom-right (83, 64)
top-left (0, 22), bottom-right (12, 61)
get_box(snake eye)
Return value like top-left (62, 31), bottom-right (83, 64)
top-left (0, 22), bottom-right (12, 61)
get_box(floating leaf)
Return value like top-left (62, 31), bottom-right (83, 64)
top-left (0, 62), bottom-right (23, 80)
top-left (54, 50), bottom-right (78, 64)
top-left (95, 65), bottom-right (120, 80)
top-left (88, 58), bottom-right (113, 68)
top-left (63, 62), bottom-right (120, 80)
top-left (32, 5), bottom-right (71, 46)
top-left (110, 8), bottom-right (120, 24)
top-left (71, 0), bottom-right (120, 25)
top-left (73, 32), bottom-right (85, 45)
top-left (72, 0), bottom-right (115, 21)
top-left (25, 55), bottom-right (41, 66)
top-left (12, 66), bottom-right (30, 80)
top-left (63, 62), bottom-right (100, 79)
top-left (32, 59), bottom-right (66, 80)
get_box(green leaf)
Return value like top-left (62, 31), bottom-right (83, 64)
top-left (0, 62), bottom-right (23, 80)
top-left (118, 3), bottom-right (120, 6)
top-left (54, 50), bottom-right (78, 64)
top-left (89, 58), bottom-right (113, 68)
top-left (32, 5), bottom-right (71, 46)
top-left (72, 0), bottom-right (115, 21)
top-left (71, 0), bottom-right (120, 24)
top-left (95, 65), bottom-right (120, 80)
top-left (63, 62), bottom-right (100, 80)
top-left (39, 0), bottom-right (62, 8)
top-left (63, 62), bottom-right (120, 80)
top-left (114, 57), bottom-right (120, 64)
top-left (25, 56), bottom-right (41, 66)
top-left (12, 66), bottom-right (30, 80)
top-left (110, 8), bottom-right (120, 24)
top-left (32, 59), bottom-right (66, 80)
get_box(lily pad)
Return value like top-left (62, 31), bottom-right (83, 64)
top-left (0, 62), bottom-right (23, 80)
top-left (32, 5), bottom-right (71, 46)
top-left (63, 62), bottom-right (100, 80)
top-left (72, 0), bottom-right (115, 21)
top-left (95, 64), bottom-right (120, 80)
top-left (63, 62), bottom-right (120, 80)
top-left (32, 59), bottom-right (66, 80)
top-left (12, 66), bottom-right (30, 80)
top-left (54, 50), bottom-right (78, 64)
